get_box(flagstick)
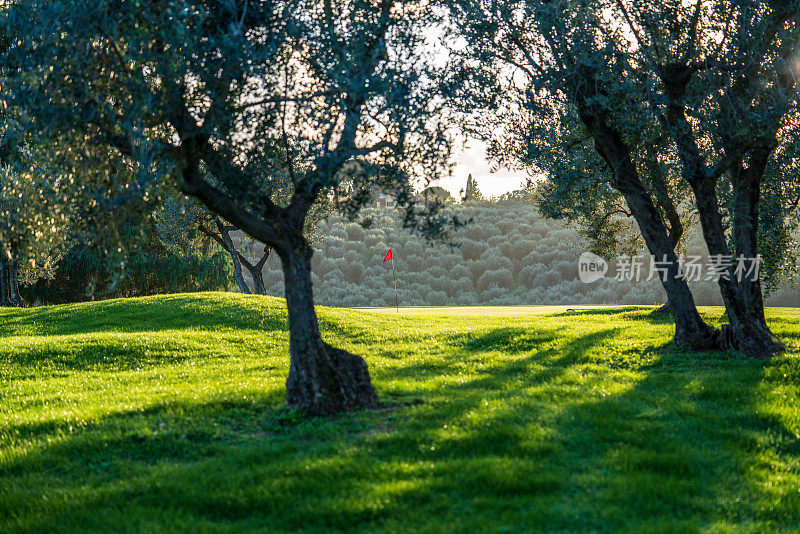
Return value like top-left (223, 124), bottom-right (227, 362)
top-left (391, 256), bottom-right (399, 312)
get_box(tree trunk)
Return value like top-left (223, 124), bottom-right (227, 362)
top-left (0, 257), bottom-right (25, 307)
top-left (688, 176), bottom-right (782, 357)
top-left (731, 154), bottom-right (784, 354)
top-left (253, 269), bottom-right (266, 295)
top-left (218, 227), bottom-right (251, 295)
top-left (609, 168), bottom-right (716, 349)
top-left (279, 239), bottom-right (377, 415)
top-left (578, 106), bottom-right (718, 350)
top-left (659, 72), bottom-right (784, 358)
top-left (243, 261), bottom-right (267, 295)
top-left (241, 245), bottom-right (270, 296)
top-left (230, 254), bottom-right (251, 294)
top-left (200, 219), bottom-right (271, 295)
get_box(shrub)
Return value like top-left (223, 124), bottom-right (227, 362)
top-left (477, 268), bottom-right (514, 292)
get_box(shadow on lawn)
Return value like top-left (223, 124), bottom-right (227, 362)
top-left (4, 339), bottom-right (195, 372)
top-left (0, 294), bottom-right (285, 337)
top-left (553, 306), bottom-right (643, 317)
top-left (448, 326), bottom-right (567, 355)
top-left (553, 306), bottom-right (683, 328)
top-left (372, 328), bottom-right (791, 530)
top-left (1, 325), bottom-right (796, 531)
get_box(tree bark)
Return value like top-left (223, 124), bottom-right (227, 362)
top-left (600, 145), bottom-right (716, 349)
top-left (576, 102), bottom-right (717, 350)
top-left (200, 219), bottom-right (273, 295)
top-left (686, 177), bottom-right (781, 356)
top-left (731, 152), bottom-right (784, 353)
top-left (240, 244), bottom-right (269, 296)
top-left (229, 250), bottom-right (251, 294)
top-left (0, 255), bottom-right (25, 307)
top-left (279, 238), bottom-right (378, 415)
top-left (668, 90), bottom-right (783, 358)
top-left (217, 220), bottom-right (251, 295)
top-left (658, 77), bottom-right (783, 357)
top-left (200, 219), bottom-right (253, 294)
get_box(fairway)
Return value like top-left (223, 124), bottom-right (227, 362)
top-left (1, 293), bottom-right (799, 532)
top-left (356, 305), bottom-right (627, 316)
top-left (359, 305), bottom-right (800, 317)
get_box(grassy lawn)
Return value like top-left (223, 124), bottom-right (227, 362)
top-left (1, 293), bottom-right (799, 532)
top-left (356, 305), bottom-right (627, 316)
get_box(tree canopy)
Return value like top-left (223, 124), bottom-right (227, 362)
top-left (4, 0), bottom-right (462, 414)
top-left (450, 0), bottom-right (800, 355)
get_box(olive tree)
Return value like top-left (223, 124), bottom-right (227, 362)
top-left (0, 93), bottom-right (72, 306)
top-left (450, 0), bottom-right (799, 356)
top-left (5, 0), bottom-right (455, 413)
top-left (0, 160), bottom-right (72, 306)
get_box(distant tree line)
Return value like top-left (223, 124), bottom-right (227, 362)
top-left (253, 200), bottom-right (800, 309)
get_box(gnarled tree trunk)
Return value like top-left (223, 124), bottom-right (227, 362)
top-left (0, 255), bottom-right (26, 307)
top-left (688, 177), bottom-right (781, 357)
top-left (279, 238), bottom-right (377, 415)
top-left (605, 157), bottom-right (716, 349)
top-left (576, 98), bottom-right (718, 351)
top-left (227, 242), bottom-right (251, 295)
top-left (731, 153), bottom-right (784, 355)
top-left (241, 245), bottom-right (269, 295)
top-left (216, 219), bottom-right (251, 295)
top-left (200, 218), bottom-right (270, 295)
top-left (659, 67), bottom-right (784, 358)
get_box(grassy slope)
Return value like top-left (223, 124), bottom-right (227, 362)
top-left (0, 293), bottom-right (799, 533)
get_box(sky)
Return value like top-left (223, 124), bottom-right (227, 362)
top-left (431, 138), bottom-right (530, 199)
top-left (418, 24), bottom-right (531, 200)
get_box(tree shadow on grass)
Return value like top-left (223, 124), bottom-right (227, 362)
top-left (0, 293), bottom-right (286, 337)
top-left (2, 322), bottom-right (798, 532)
top-left (371, 326), bottom-right (572, 388)
top-left (371, 334), bottom-right (796, 531)
top-left (446, 326), bottom-right (566, 355)
top-left (552, 306), bottom-right (644, 317)
top-left (317, 316), bottom-right (385, 347)
top-left (2, 339), bottom-right (194, 373)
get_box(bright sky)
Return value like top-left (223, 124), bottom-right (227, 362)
top-left (418, 24), bottom-right (530, 200)
top-left (431, 138), bottom-right (530, 199)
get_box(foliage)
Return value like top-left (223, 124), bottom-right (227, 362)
top-left (0, 160), bottom-right (72, 285)
top-left (0, 293), bottom-right (799, 531)
top-left (22, 205), bottom-right (232, 304)
top-left (283, 201), bottom-right (797, 308)
top-left (0, 71), bottom-right (74, 291)
top-left (463, 173), bottom-right (484, 203)
top-left (3, 0), bottom-right (462, 247)
top-left (422, 186), bottom-right (456, 205)
top-left (154, 194), bottom-right (213, 259)
top-left (448, 0), bottom-right (800, 353)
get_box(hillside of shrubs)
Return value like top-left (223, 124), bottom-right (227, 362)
top-left (254, 200), bottom-right (800, 308)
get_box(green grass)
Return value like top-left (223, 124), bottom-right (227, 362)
top-left (1, 293), bottom-right (799, 532)
top-left (356, 304), bottom-right (626, 316)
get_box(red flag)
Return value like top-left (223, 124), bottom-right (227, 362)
top-left (383, 249), bottom-right (392, 263)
